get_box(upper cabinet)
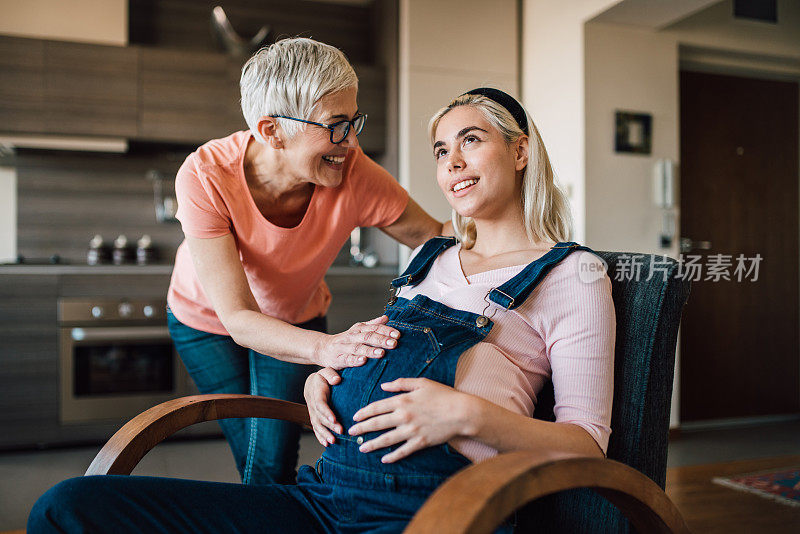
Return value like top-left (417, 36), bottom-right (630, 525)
top-left (43, 41), bottom-right (139, 137)
top-left (0, 35), bottom-right (387, 153)
top-left (0, 36), bottom-right (46, 134)
top-left (0, 36), bottom-right (137, 138)
top-left (138, 48), bottom-right (245, 144)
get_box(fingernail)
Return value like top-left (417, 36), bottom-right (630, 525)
top-left (359, 445), bottom-right (367, 452)
top-left (386, 339), bottom-right (396, 347)
top-left (357, 357), bottom-right (365, 363)
top-left (373, 348), bottom-right (383, 356)
top-left (390, 331), bottom-right (400, 338)
top-left (328, 415), bottom-right (334, 422)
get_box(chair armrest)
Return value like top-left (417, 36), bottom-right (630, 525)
top-left (405, 449), bottom-right (689, 534)
top-left (85, 394), bottom-right (310, 476)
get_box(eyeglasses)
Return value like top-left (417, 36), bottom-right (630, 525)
top-left (270, 113), bottom-right (367, 144)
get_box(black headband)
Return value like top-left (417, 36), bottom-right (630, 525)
top-left (461, 87), bottom-right (529, 135)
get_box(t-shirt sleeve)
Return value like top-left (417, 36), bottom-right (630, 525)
top-left (174, 156), bottom-right (232, 239)
top-left (535, 253), bottom-right (616, 455)
top-left (347, 148), bottom-right (410, 228)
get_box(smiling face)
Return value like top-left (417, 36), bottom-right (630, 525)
top-left (433, 105), bottom-right (526, 221)
top-left (279, 86), bottom-right (360, 188)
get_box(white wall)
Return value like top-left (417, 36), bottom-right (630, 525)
top-left (665, 0), bottom-right (800, 58)
top-left (0, 0), bottom-right (127, 45)
top-left (0, 168), bottom-right (16, 263)
top-left (584, 23), bottom-right (680, 256)
top-left (521, 0), bottom-right (623, 245)
top-left (399, 0), bottom-right (519, 232)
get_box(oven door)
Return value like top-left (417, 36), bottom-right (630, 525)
top-left (59, 325), bottom-right (189, 423)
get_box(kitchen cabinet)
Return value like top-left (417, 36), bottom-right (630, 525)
top-left (0, 36), bottom-right (138, 138)
top-left (0, 275), bottom-right (60, 446)
top-left (0, 271), bottom-right (180, 450)
top-left (0, 268), bottom-right (394, 449)
top-left (138, 47), bottom-right (245, 143)
top-left (0, 36), bottom-right (46, 134)
top-left (0, 36), bottom-right (387, 152)
top-left (43, 41), bottom-right (139, 137)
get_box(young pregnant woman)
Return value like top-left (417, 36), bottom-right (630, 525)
top-left (29, 88), bottom-right (615, 534)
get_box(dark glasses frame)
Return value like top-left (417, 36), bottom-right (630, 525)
top-left (269, 113), bottom-right (367, 144)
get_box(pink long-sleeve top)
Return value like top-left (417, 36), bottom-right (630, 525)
top-left (396, 243), bottom-right (616, 462)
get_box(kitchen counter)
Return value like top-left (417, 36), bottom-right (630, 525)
top-left (0, 264), bottom-right (176, 275)
top-left (0, 264), bottom-right (400, 276)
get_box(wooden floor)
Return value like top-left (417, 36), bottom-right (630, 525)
top-left (666, 455), bottom-right (800, 533)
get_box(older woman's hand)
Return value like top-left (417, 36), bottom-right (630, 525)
top-left (315, 315), bottom-right (400, 369)
top-left (304, 367), bottom-right (342, 446)
top-left (347, 378), bottom-right (476, 463)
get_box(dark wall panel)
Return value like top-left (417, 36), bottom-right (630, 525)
top-left (6, 147), bottom-right (187, 263)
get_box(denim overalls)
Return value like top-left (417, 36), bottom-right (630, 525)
top-left (292, 237), bottom-right (595, 533)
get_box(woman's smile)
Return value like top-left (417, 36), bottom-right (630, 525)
top-left (450, 177), bottom-right (480, 196)
top-left (321, 153), bottom-right (348, 171)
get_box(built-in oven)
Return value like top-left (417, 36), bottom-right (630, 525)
top-left (58, 297), bottom-right (191, 423)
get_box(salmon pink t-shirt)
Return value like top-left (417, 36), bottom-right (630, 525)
top-left (167, 131), bottom-right (409, 335)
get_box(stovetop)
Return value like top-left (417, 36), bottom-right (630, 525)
top-left (1, 254), bottom-right (70, 266)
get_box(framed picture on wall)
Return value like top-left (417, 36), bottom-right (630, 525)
top-left (615, 111), bottom-right (652, 154)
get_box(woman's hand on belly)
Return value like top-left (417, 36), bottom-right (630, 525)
top-left (348, 378), bottom-right (477, 464)
top-left (305, 367), bottom-right (343, 446)
top-left (315, 315), bottom-right (400, 369)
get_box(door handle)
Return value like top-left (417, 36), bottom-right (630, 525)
top-left (680, 237), bottom-right (712, 253)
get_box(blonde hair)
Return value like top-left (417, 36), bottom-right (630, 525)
top-left (428, 93), bottom-right (573, 249)
top-left (240, 37), bottom-right (358, 143)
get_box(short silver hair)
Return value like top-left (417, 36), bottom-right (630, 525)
top-left (240, 37), bottom-right (358, 143)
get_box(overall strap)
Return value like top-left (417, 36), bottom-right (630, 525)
top-left (391, 236), bottom-right (458, 288)
top-left (487, 242), bottom-right (596, 310)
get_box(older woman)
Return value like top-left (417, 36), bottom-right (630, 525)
top-left (165, 37), bottom-right (445, 486)
top-left (29, 88), bottom-right (614, 534)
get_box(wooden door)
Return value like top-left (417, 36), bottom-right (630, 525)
top-left (679, 70), bottom-right (800, 422)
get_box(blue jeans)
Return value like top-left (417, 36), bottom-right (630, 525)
top-left (29, 463), bottom-right (515, 533)
top-left (167, 309), bottom-right (324, 485)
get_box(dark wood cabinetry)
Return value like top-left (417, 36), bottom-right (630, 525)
top-left (44, 41), bottom-right (139, 137)
top-left (0, 36), bottom-right (46, 134)
top-left (0, 35), bottom-right (386, 152)
top-left (0, 275), bottom-right (60, 447)
top-left (139, 47), bottom-right (245, 143)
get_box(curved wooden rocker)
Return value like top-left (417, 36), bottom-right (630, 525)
top-left (85, 393), bottom-right (689, 534)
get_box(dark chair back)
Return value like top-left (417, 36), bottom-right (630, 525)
top-left (526, 251), bottom-right (691, 533)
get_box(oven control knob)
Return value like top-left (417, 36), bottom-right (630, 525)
top-left (143, 305), bottom-right (155, 318)
top-left (118, 302), bottom-right (133, 318)
top-left (91, 306), bottom-right (104, 319)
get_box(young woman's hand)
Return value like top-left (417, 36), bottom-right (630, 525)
top-left (347, 378), bottom-right (476, 463)
top-left (315, 316), bottom-right (400, 369)
top-left (304, 367), bottom-right (343, 446)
